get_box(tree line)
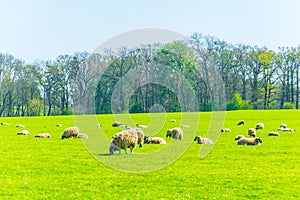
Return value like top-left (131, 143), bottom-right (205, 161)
top-left (0, 33), bottom-right (300, 116)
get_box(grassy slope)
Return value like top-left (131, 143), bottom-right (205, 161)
top-left (0, 110), bottom-right (299, 199)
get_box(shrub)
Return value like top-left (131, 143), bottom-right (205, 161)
top-left (282, 102), bottom-right (295, 109)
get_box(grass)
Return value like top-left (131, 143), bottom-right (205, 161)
top-left (0, 110), bottom-right (300, 199)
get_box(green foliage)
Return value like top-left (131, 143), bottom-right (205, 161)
top-left (28, 99), bottom-right (44, 116)
top-left (226, 93), bottom-right (253, 110)
top-left (283, 102), bottom-right (295, 109)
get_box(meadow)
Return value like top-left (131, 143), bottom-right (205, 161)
top-left (0, 110), bottom-right (299, 199)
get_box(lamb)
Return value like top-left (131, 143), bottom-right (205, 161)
top-left (144, 136), bottom-right (166, 144)
top-left (234, 135), bottom-right (246, 140)
top-left (112, 121), bottom-right (123, 127)
top-left (17, 130), bottom-right (30, 135)
top-left (16, 124), bottom-right (25, 128)
top-left (109, 129), bottom-right (139, 154)
top-left (220, 128), bottom-right (231, 132)
top-left (166, 127), bottom-right (183, 140)
top-left (248, 128), bottom-right (256, 137)
top-left (237, 120), bottom-right (245, 126)
top-left (136, 124), bottom-right (148, 129)
top-left (268, 132), bottom-right (279, 136)
top-left (237, 137), bottom-right (262, 145)
top-left (1, 122), bottom-right (9, 126)
top-left (61, 126), bottom-right (79, 139)
top-left (35, 133), bottom-right (51, 138)
top-left (256, 123), bottom-right (264, 130)
top-left (78, 133), bottom-right (88, 138)
top-left (193, 136), bottom-right (214, 144)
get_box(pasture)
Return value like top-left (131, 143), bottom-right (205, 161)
top-left (0, 110), bottom-right (299, 199)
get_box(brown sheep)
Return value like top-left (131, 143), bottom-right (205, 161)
top-left (237, 137), bottom-right (262, 145)
top-left (248, 128), bottom-right (256, 137)
top-left (268, 132), bottom-right (279, 136)
top-left (237, 120), bottom-right (245, 126)
top-left (234, 135), bottom-right (246, 140)
top-left (35, 133), bottom-right (51, 138)
top-left (166, 129), bottom-right (173, 139)
top-left (193, 136), bottom-right (214, 144)
top-left (61, 127), bottom-right (79, 139)
top-left (144, 136), bottom-right (166, 144)
top-left (109, 129), bottom-right (139, 154)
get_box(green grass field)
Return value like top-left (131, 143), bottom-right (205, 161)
top-left (0, 110), bottom-right (299, 199)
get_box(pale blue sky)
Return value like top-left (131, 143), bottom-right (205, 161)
top-left (0, 0), bottom-right (300, 63)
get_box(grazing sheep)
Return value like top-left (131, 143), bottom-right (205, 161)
top-left (193, 136), bottom-right (214, 144)
top-left (237, 137), bottom-right (262, 145)
top-left (17, 130), bottom-right (30, 135)
top-left (166, 128), bottom-right (183, 140)
top-left (279, 124), bottom-right (287, 129)
top-left (78, 133), bottom-right (88, 138)
top-left (268, 132), bottom-right (280, 136)
top-left (281, 127), bottom-right (295, 132)
top-left (35, 133), bottom-right (51, 138)
top-left (166, 129), bottom-right (173, 139)
top-left (220, 128), bottom-right (231, 132)
top-left (234, 135), bottom-right (246, 140)
top-left (112, 121), bottom-right (123, 127)
top-left (16, 124), bottom-right (25, 128)
top-left (180, 124), bottom-right (190, 129)
top-left (129, 128), bottom-right (144, 148)
top-left (56, 124), bottom-right (62, 127)
top-left (256, 123), bottom-right (264, 130)
top-left (136, 124), bottom-right (148, 129)
top-left (248, 128), bottom-right (256, 137)
top-left (237, 120), bottom-right (245, 126)
top-left (144, 136), bottom-right (166, 144)
top-left (1, 122), bottom-right (9, 126)
top-left (61, 126), bottom-right (79, 139)
top-left (109, 129), bottom-right (139, 154)
top-left (169, 119), bottom-right (176, 122)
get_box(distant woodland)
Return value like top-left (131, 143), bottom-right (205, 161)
top-left (1, 33), bottom-right (300, 117)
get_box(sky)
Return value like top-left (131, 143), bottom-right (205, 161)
top-left (0, 0), bottom-right (300, 63)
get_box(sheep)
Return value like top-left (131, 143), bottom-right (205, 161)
top-left (17, 130), bottom-right (30, 135)
top-left (237, 137), bottom-right (262, 145)
top-left (248, 128), bottom-right (256, 137)
top-left (112, 121), bottom-right (123, 127)
top-left (109, 129), bottom-right (139, 154)
top-left (256, 123), bottom-right (264, 130)
top-left (193, 136), bottom-right (214, 144)
top-left (16, 124), bottom-right (25, 128)
top-left (136, 124), bottom-right (148, 129)
top-left (61, 126), bottom-right (79, 139)
top-left (1, 122), bottom-right (9, 126)
top-left (56, 124), bottom-right (62, 127)
top-left (281, 127), bottom-right (295, 132)
top-left (144, 136), bottom-right (166, 144)
top-left (180, 124), bottom-right (190, 129)
top-left (220, 128), bottom-right (231, 132)
top-left (166, 129), bottom-right (173, 139)
top-left (78, 133), bottom-right (88, 138)
top-left (128, 128), bottom-right (144, 147)
top-left (168, 127), bottom-right (183, 140)
top-left (237, 120), bottom-right (245, 126)
top-left (169, 119), bottom-right (176, 122)
top-left (35, 133), bottom-right (51, 138)
top-left (279, 124), bottom-right (287, 129)
top-left (268, 132), bottom-right (279, 136)
top-left (234, 135), bottom-right (246, 140)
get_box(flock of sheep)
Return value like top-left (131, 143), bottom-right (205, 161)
top-left (2, 117), bottom-right (296, 155)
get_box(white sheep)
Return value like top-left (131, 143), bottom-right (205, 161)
top-left (109, 129), bottom-right (139, 154)
top-left (56, 124), bottom-right (62, 127)
top-left (1, 122), bottom-right (9, 126)
top-left (237, 137), bottom-right (262, 145)
top-left (136, 124), bottom-right (148, 129)
top-left (268, 132), bottom-right (279, 136)
top-left (17, 130), bottom-right (30, 135)
top-left (234, 135), bottom-right (246, 140)
top-left (16, 124), bottom-right (25, 128)
top-left (193, 136), bottom-right (214, 144)
top-left (220, 128), bottom-right (231, 132)
top-left (169, 119), bottom-right (176, 122)
top-left (78, 133), bottom-right (88, 138)
top-left (35, 133), bottom-right (51, 138)
top-left (237, 120), bottom-right (245, 126)
top-left (281, 127), bottom-right (295, 132)
top-left (256, 123), bottom-right (264, 130)
top-left (112, 121), bottom-right (123, 127)
top-left (279, 124), bottom-right (287, 129)
top-left (248, 128), bottom-right (256, 137)
top-left (61, 127), bottom-right (79, 139)
top-left (166, 127), bottom-right (183, 140)
top-left (144, 136), bottom-right (166, 144)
